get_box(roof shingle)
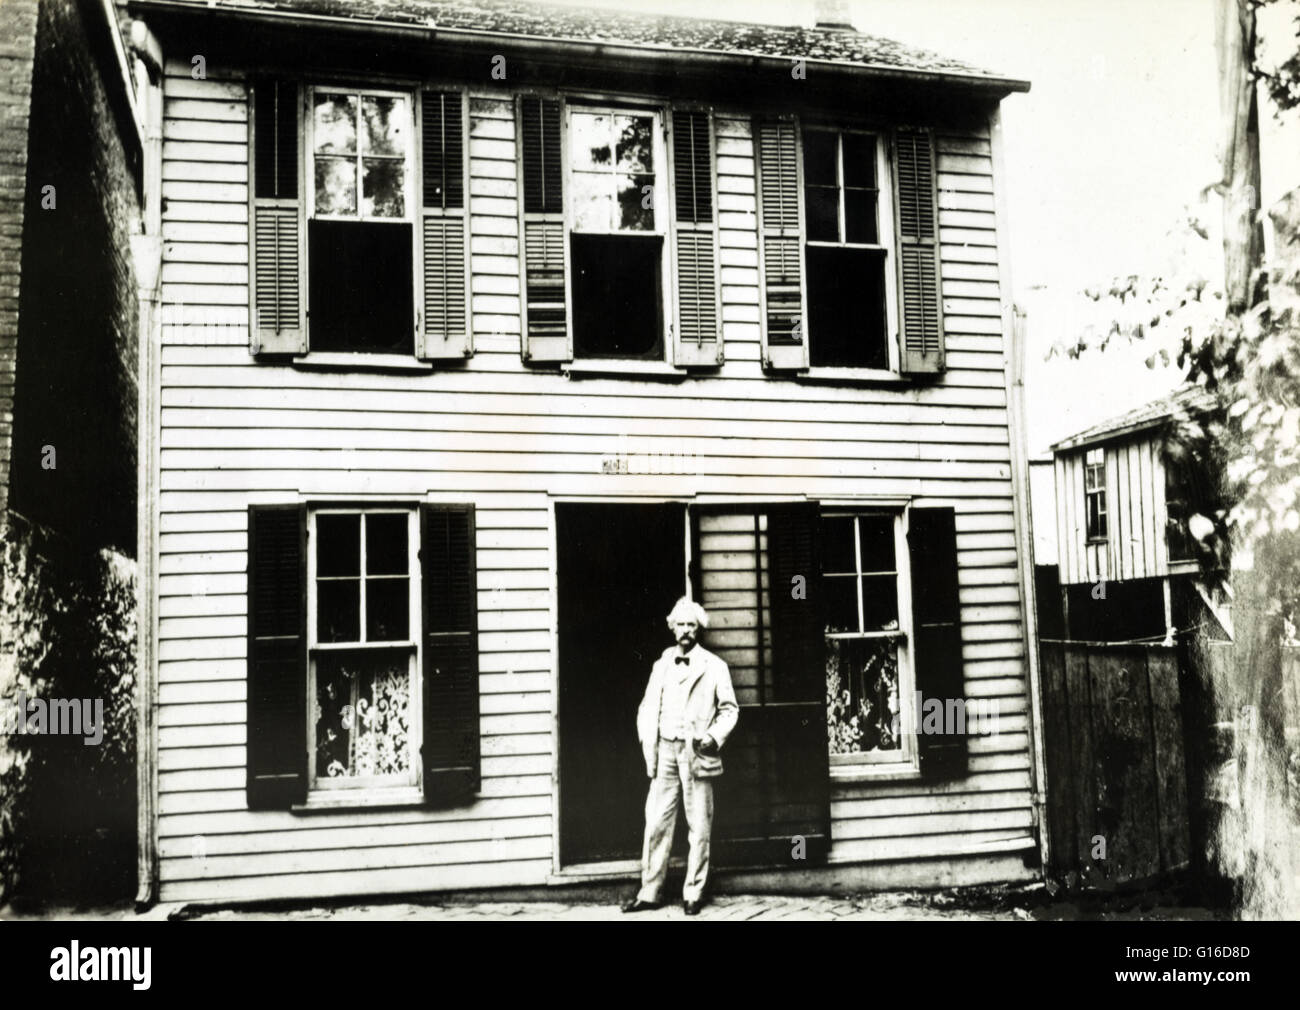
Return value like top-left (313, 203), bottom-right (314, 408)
top-left (1050, 386), bottom-right (1221, 453)
top-left (131, 0), bottom-right (1028, 89)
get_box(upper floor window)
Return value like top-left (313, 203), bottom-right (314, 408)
top-left (1085, 447), bottom-right (1107, 541)
top-left (567, 107), bottom-right (666, 360)
top-left (802, 129), bottom-right (892, 370)
top-left (249, 79), bottom-right (467, 360)
top-left (307, 88), bottom-right (415, 355)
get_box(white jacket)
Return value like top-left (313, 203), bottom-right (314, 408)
top-left (635, 645), bottom-right (739, 779)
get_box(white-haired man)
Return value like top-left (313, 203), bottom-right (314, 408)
top-left (622, 596), bottom-right (738, 915)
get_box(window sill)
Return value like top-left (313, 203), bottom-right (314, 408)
top-left (563, 359), bottom-right (687, 381)
top-left (291, 352), bottom-right (435, 374)
top-left (829, 762), bottom-right (922, 785)
top-left (796, 366), bottom-right (911, 386)
top-left (292, 786), bottom-right (426, 813)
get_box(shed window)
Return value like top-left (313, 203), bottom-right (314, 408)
top-left (803, 129), bottom-right (890, 369)
top-left (820, 512), bottom-right (913, 765)
top-left (568, 107), bottom-right (666, 359)
top-left (1085, 448), bottom-right (1108, 541)
top-left (308, 509), bottom-right (420, 789)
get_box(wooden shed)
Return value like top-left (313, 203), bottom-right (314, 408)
top-left (1049, 386), bottom-right (1224, 638)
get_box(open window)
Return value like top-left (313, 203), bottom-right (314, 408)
top-left (248, 80), bottom-right (468, 361)
top-left (802, 129), bottom-right (893, 369)
top-left (756, 119), bottom-right (942, 374)
top-left (567, 106), bottom-right (666, 361)
top-left (306, 89), bottom-right (415, 355)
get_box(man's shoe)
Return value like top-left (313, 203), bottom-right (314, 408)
top-left (683, 899), bottom-right (703, 916)
top-left (621, 898), bottom-right (660, 913)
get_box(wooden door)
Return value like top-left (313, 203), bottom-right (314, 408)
top-left (557, 502), bottom-right (686, 865)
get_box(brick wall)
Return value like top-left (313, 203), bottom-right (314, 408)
top-left (0, 0), bottom-right (40, 518)
top-left (8, 0), bottom-right (140, 555)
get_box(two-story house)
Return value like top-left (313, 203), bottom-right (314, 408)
top-left (126, 0), bottom-right (1038, 906)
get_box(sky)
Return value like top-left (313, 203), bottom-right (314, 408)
top-left (547, 0), bottom-right (1300, 454)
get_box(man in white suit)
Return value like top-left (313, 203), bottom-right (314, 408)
top-left (622, 597), bottom-right (739, 915)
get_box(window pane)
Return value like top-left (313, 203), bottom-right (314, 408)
top-left (806, 245), bottom-right (888, 369)
top-left (317, 514), bottom-right (360, 576)
top-left (571, 233), bottom-right (663, 359)
top-left (314, 650), bottom-right (412, 779)
top-left (571, 112), bottom-right (612, 169)
top-left (314, 93), bottom-right (357, 154)
top-left (361, 95), bottom-right (407, 156)
top-left (819, 516), bottom-right (857, 574)
top-left (362, 158), bottom-right (406, 218)
top-left (805, 185), bottom-right (839, 242)
top-left (366, 514), bottom-right (408, 575)
top-left (858, 515), bottom-right (895, 571)
top-left (861, 574), bottom-right (899, 631)
top-left (308, 219), bottom-right (414, 354)
top-left (617, 173), bottom-right (655, 230)
top-left (844, 189), bottom-right (878, 244)
top-left (615, 115), bottom-right (654, 172)
top-left (823, 574), bottom-right (859, 633)
top-left (366, 578), bottom-right (410, 641)
top-left (571, 172), bottom-right (612, 231)
top-left (802, 130), bottom-right (837, 186)
top-left (317, 578), bottom-right (360, 643)
top-left (315, 156), bottom-right (357, 216)
top-left (826, 636), bottom-right (901, 755)
top-left (841, 134), bottom-right (875, 188)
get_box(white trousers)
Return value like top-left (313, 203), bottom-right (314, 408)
top-left (637, 738), bottom-right (714, 903)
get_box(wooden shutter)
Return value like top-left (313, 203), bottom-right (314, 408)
top-left (756, 117), bottom-right (807, 371)
top-left (519, 97), bottom-right (570, 363)
top-left (895, 127), bottom-right (944, 374)
top-left (246, 504), bottom-right (307, 809)
top-left (671, 109), bottom-right (721, 367)
top-left (908, 506), bottom-right (966, 779)
top-left (693, 501), bottom-right (830, 868)
top-left (248, 79), bottom-right (306, 355)
top-left (418, 91), bottom-right (470, 359)
top-left (420, 504), bottom-right (481, 805)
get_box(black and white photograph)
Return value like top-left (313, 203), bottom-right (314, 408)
top-left (0, 0), bottom-right (1298, 979)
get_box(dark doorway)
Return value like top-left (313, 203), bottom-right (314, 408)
top-left (557, 502), bottom-right (685, 865)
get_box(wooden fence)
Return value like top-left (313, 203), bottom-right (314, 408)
top-left (1039, 641), bottom-right (1190, 884)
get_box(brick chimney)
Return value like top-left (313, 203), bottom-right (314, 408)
top-left (813, 0), bottom-right (855, 30)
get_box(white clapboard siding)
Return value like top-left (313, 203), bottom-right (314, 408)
top-left (1054, 433), bottom-right (1171, 585)
top-left (155, 73), bottom-right (1033, 902)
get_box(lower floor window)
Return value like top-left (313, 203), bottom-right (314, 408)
top-left (695, 506), bottom-right (916, 769)
top-left (308, 507), bottom-right (421, 791)
top-left (313, 649), bottom-right (416, 783)
top-left (826, 635), bottom-right (900, 756)
top-left (820, 511), bottom-right (913, 766)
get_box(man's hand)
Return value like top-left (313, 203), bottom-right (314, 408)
top-left (692, 734), bottom-right (719, 757)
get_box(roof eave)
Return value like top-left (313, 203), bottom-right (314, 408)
top-left (125, 0), bottom-right (1031, 96)
top-left (1050, 416), bottom-right (1170, 454)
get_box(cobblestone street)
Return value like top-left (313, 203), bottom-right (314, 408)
top-left (3, 883), bottom-right (1222, 922)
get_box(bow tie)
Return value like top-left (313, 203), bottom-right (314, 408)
top-left (674, 655), bottom-right (691, 665)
